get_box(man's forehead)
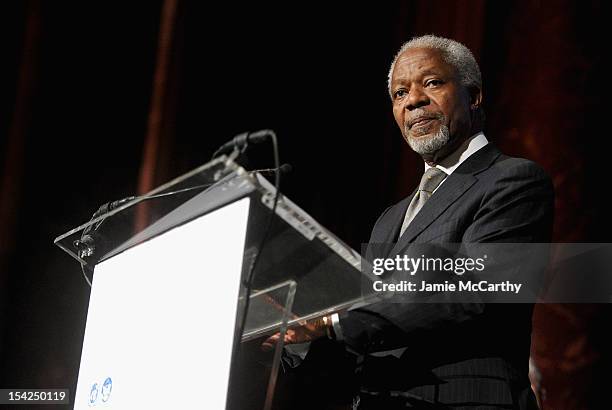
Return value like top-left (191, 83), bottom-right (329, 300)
top-left (393, 47), bottom-right (453, 78)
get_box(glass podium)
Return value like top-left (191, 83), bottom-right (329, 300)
top-left (55, 155), bottom-right (375, 409)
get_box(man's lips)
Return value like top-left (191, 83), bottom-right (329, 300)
top-left (408, 116), bottom-right (438, 129)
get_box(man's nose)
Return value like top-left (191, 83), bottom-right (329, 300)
top-left (405, 86), bottom-right (429, 110)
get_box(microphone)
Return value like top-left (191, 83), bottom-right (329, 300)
top-left (212, 129), bottom-right (273, 158)
top-left (83, 162), bottom-right (291, 226)
top-left (91, 196), bottom-right (136, 220)
top-left (252, 163), bottom-right (293, 176)
top-left (74, 162), bottom-right (291, 259)
top-left (74, 196), bottom-right (135, 259)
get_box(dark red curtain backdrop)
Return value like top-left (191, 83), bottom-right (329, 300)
top-left (1, 1), bottom-right (608, 409)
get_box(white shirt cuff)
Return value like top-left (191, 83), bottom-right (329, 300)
top-left (331, 313), bottom-right (344, 341)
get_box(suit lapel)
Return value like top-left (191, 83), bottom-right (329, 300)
top-left (383, 189), bottom-right (417, 246)
top-left (389, 143), bottom-right (502, 256)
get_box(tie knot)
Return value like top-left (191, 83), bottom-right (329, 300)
top-left (419, 167), bottom-right (447, 194)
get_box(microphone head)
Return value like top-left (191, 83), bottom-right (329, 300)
top-left (278, 163), bottom-right (293, 174)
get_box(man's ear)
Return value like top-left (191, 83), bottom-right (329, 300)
top-left (467, 85), bottom-right (485, 125)
top-left (469, 86), bottom-right (483, 110)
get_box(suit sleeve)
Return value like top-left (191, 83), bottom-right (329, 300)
top-left (337, 160), bottom-right (554, 352)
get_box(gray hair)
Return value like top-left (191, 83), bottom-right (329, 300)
top-left (387, 35), bottom-right (482, 98)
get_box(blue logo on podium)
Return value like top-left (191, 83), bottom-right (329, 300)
top-left (89, 382), bottom-right (98, 406)
top-left (101, 377), bottom-right (113, 402)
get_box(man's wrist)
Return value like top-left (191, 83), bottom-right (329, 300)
top-left (308, 315), bottom-right (335, 340)
top-left (307, 314), bottom-right (342, 341)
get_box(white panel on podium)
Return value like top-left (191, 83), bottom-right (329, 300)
top-left (73, 198), bottom-right (250, 409)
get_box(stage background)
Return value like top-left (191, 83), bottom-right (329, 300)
top-left (1, 1), bottom-right (609, 409)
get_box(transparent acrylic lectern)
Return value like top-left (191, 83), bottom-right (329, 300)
top-left (55, 155), bottom-right (375, 410)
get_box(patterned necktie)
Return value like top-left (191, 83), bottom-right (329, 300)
top-left (400, 167), bottom-right (448, 237)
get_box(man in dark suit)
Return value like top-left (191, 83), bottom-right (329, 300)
top-left (267, 35), bottom-right (554, 409)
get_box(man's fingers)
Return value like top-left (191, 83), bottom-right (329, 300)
top-left (261, 333), bottom-right (280, 351)
top-left (261, 332), bottom-right (290, 350)
top-left (261, 330), bottom-right (300, 351)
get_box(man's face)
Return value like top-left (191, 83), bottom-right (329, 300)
top-left (391, 47), bottom-right (479, 160)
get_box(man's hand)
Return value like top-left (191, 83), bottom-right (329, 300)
top-left (261, 315), bottom-right (332, 351)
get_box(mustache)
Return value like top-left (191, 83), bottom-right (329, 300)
top-left (405, 109), bottom-right (445, 130)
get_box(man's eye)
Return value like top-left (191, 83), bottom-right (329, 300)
top-left (393, 89), bottom-right (407, 99)
top-left (425, 79), bottom-right (443, 87)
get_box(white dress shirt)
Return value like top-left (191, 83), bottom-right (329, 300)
top-left (426, 131), bottom-right (489, 191)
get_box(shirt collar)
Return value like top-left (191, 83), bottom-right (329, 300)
top-left (424, 132), bottom-right (489, 175)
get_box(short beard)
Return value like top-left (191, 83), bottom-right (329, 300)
top-left (404, 125), bottom-right (450, 156)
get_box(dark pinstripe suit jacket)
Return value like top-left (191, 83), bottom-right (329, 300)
top-left (338, 143), bottom-right (554, 409)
